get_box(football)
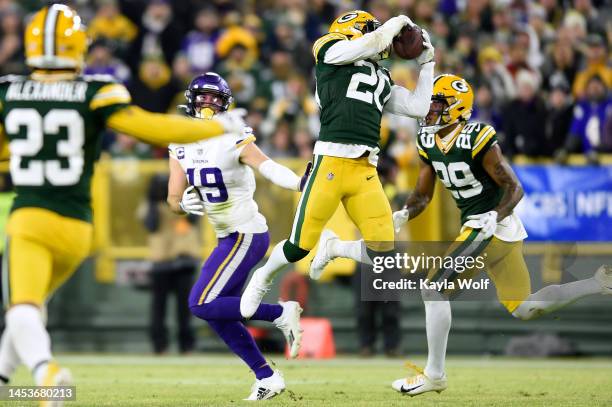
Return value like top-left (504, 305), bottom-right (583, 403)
top-left (392, 24), bottom-right (425, 60)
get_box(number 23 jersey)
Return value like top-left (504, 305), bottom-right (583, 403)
top-left (169, 134), bottom-right (267, 237)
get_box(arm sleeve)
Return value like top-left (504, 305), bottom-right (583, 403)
top-left (106, 105), bottom-right (225, 147)
top-left (384, 63), bottom-right (434, 118)
top-left (258, 159), bottom-right (300, 191)
top-left (317, 16), bottom-right (410, 65)
top-left (415, 135), bottom-right (431, 165)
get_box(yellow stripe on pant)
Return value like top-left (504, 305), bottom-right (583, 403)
top-left (3, 207), bottom-right (92, 307)
top-left (289, 155), bottom-right (393, 252)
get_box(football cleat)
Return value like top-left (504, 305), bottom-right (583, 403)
top-left (309, 229), bottom-right (339, 280)
top-left (38, 361), bottom-right (73, 407)
top-left (240, 272), bottom-right (271, 319)
top-left (391, 373), bottom-right (447, 396)
top-left (244, 370), bottom-right (285, 401)
top-left (595, 265), bottom-right (612, 295)
top-left (273, 301), bottom-right (303, 358)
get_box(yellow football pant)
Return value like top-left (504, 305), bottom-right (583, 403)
top-left (289, 155), bottom-right (394, 251)
top-left (3, 208), bottom-right (92, 307)
top-left (427, 227), bottom-right (531, 313)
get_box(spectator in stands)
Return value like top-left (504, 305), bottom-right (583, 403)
top-left (180, 7), bottom-right (220, 75)
top-left (0, 5), bottom-right (24, 75)
top-left (304, 0), bottom-right (337, 43)
top-left (83, 39), bottom-right (131, 84)
top-left (255, 50), bottom-right (295, 123)
top-left (545, 75), bottom-right (575, 155)
top-left (265, 18), bottom-right (312, 75)
top-left (560, 74), bottom-right (611, 163)
top-left (261, 121), bottom-right (297, 158)
top-left (126, 0), bottom-right (183, 75)
top-left (88, 0), bottom-right (137, 57)
top-left (507, 30), bottom-right (541, 83)
top-left (216, 11), bottom-right (259, 66)
top-left (476, 47), bottom-right (516, 108)
top-left (540, 35), bottom-right (579, 91)
top-left (502, 70), bottom-right (548, 157)
top-left (472, 83), bottom-right (503, 130)
top-left (216, 43), bottom-right (261, 109)
top-left (572, 34), bottom-right (612, 99)
top-left (128, 58), bottom-right (181, 114)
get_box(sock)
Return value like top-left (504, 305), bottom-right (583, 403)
top-left (5, 305), bottom-right (52, 384)
top-left (0, 329), bottom-right (19, 382)
top-left (256, 240), bottom-right (292, 284)
top-left (282, 240), bottom-right (309, 262)
top-left (207, 320), bottom-right (274, 380)
top-left (423, 298), bottom-right (451, 380)
top-left (191, 298), bottom-right (283, 322)
top-left (329, 239), bottom-right (371, 263)
top-left (513, 277), bottom-right (601, 320)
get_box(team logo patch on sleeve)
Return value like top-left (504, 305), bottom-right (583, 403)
top-left (177, 147), bottom-right (185, 160)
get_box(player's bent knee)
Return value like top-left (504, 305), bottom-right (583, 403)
top-left (283, 240), bottom-right (309, 262)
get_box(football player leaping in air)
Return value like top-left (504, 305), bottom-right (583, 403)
top-left (0, 4), bottom-right (244, 396)
top-left (167, 72), bottom-right (309, 401)
top-left (240, 10), bottom-right (435, 319)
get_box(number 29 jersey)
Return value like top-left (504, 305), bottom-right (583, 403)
top-left (0, 74), bottom-right (130, 222)
top-left (169, 134), bottom-right (267, 238)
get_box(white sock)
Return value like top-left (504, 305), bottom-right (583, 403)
top-left (0, 329), bottom-right (19, 382)
top-left (6, 305), bottom-right (52, 384)
top-left (256, 240), bottom-right (291, 284)
top-left (423, 297), bottom-right (451, 380)
top-left (329, 239), bottom-right (369, 263)
top-left (513, 277), bottom-right (601, 320)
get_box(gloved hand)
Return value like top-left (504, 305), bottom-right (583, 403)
top-left (465, 210), bottom-right (498, 240)
top-left (179, 186), bottom-right (205, 216)
top-left (416, 29), bottom-right (435, 65)
top-left (215, 108), bottom-right (247, 135)
top-left (392, 207), bottom-right (410, 233)
top-left (299, 161), bottom-right (313, 192)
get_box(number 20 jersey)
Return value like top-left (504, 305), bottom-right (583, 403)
top-left (169, 134), bottom-right (267, 238)
top-left (0, 74), bottom-right (130, 222)
top-left (313, 34), bottom-right (393, 148)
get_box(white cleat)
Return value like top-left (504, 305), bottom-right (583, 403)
top-left (309, 229), bottom-right (339, 280)
top-left (391, 373), bottom-right (447, 396)
top-left (39, 361), bottom-right (73, 407)
top-left (595, 265), bottom-right (612, 295)
top-left (241, 272), bottom-right (272, 319)
top-left (244, 370), bottom-right (285, 401)
top-left (274, 301), bottom-right (303, 358)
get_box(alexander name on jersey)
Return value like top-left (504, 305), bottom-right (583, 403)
top-left (5, 80), bottom-right (88, 102)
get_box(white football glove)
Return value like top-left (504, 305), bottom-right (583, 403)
top-left (215, 108), bottom-right (247, 135)
top-left (242, 126), bottom-right (254, 139)
top-left (179, 186), bottom-right (205, 216)
top-left (392, 207), bottom-right (410, 233)
top-left (465, 210), bottom-right (498, 240)
top-left (416, 29), bottom-right (435, 65)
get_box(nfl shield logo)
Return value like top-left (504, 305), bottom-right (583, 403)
top-left (327, 172), bottom-right (334, 180)
top-left (197, 149), bottom-right (204, 155)
top-left (177, 147), bottom-right (185, 159)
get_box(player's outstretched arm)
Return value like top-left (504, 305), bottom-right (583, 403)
top-left (167, 156), bottom-right (188, 214)
top-left (321, 15), bottom-right (412, 65)
top-left (240, 142), bottom-right (306, 192)
top-left (394, 160), bottom-right (436, 231)
top-left (106, 106), bottom-right (241, 146)
top-left (482, 144), bottom-right (524, 221)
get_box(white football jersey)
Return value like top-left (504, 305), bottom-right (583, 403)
top-left (169, 133), bottom-right (267, 237)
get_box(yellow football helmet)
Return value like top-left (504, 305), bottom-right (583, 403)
top-left (420, 74), bottom-right (474, 133)
top-left (329, 10), bottom-right (381, 40)
top-left (25, 4), bottom-right (88, 70)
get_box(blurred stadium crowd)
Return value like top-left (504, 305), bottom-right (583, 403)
top-left (0, 0), bottom-right (610, 165)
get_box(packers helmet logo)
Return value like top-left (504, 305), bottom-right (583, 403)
top-left (451, 80), bottom-right (469, 93)
top-left (336, 12), bottom-right (359, 23)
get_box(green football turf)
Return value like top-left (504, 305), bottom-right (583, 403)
top-left (6, 354), bottom-right (612, 406)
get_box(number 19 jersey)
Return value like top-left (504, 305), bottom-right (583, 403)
top-left (0, 74), bottom-right (131, 222)
top-left (169, 134), bottom-right (267, 238)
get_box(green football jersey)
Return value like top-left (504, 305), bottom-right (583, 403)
top-left (416, 121), bottom-right (502, 224)
top-left (0, 74), bottom-right (130, 222)
top-left (313, 33), bottom-right (393, 148)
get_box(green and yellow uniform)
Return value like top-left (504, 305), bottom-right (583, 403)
top-left (289, 33), bottom-right (396, 251)
top-left (417, 121), bottom-right (530, 312)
